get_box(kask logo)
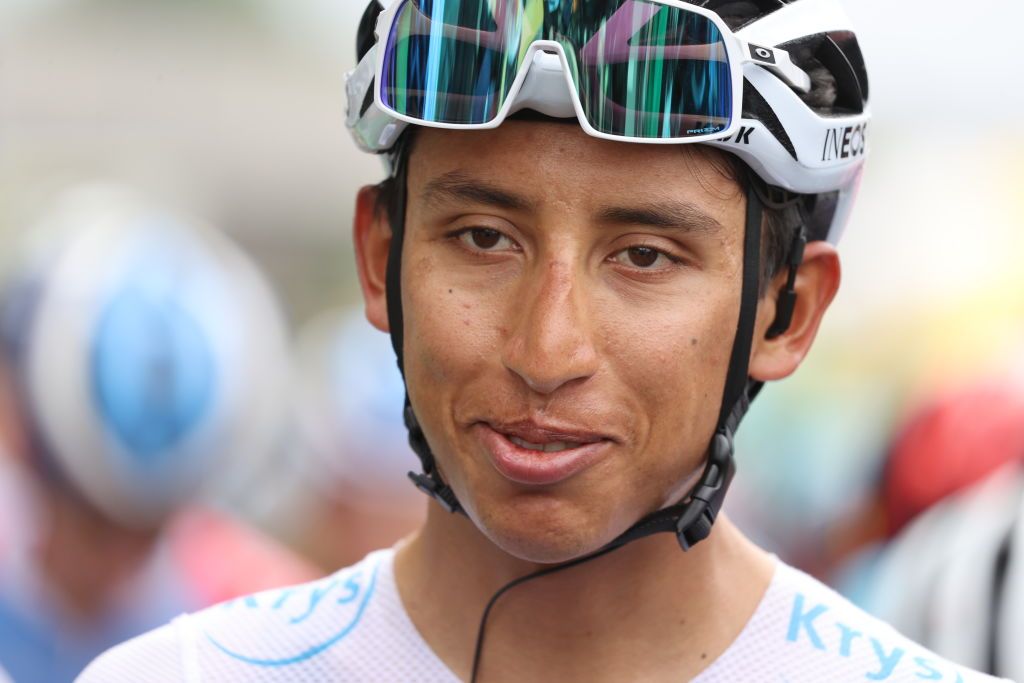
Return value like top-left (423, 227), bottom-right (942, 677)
top-left (720, 126), bottom-right (754, 145)
top-left (822, 124), bottom-right (868, 162)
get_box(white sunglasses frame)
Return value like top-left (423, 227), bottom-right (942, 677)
top-left (371, 0), bottom-right (811, 146)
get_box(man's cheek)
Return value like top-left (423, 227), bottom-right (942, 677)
top-left (406, 286), bottom-right (498, 383)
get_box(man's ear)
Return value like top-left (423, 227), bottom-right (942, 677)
top-left (749, 241), bottom-right (841, 381)
top-left (353, 185), bottom-right (392, 333)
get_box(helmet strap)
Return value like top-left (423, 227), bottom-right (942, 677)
top-left (599, 180), bottom-right (765, 552)
top-left (383, 134), bottom-right (463, 515)
top-left (384, 145), bottom-right (769, 536)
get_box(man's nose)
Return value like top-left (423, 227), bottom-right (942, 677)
top-left (501, 259), bottom-right (599, 395)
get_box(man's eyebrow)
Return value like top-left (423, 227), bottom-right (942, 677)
top-left (421, 172), bottom-right (534, 212)
top-left (597, 202), bottom-right (724, 234)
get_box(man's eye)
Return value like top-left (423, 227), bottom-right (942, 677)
top-left (457, 228), bottom-right (515, 252)
top-left (611, 246), bottom-right (677, 270)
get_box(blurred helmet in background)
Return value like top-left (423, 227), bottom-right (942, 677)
top-left (0, 184), bottom-right (289, 529)
top-left (882, 378), bottom-right (1024, 536)
top-left (292, 308), bottom-right (421, 513)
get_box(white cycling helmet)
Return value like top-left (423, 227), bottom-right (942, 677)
top-left (0, 185), bottom-right (289, 529)
top-left (347, 0), bottom-right (870, 243)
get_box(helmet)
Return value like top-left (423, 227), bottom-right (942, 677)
top-left (343, 0), bottom-right (871, 552)
top-left (292, 308), bottom-right (424, 512)
top-left (883, 379), bottom-right (1024, 536)
top-left (0, 185), bottom-right (289, 529)
top-left (347, 0), bottom-right (871, 243)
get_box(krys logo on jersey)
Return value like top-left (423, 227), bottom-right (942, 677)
top-left (787, 593), bottom-right (975, 681)
top-left (201, 560), bottom-right (381, 667)
top-left (822, 124), bottom-right (868, 163)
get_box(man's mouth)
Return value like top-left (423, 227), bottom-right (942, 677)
top-left (506, 436), bottom-right (581, 453)
top-left (474, 421), bottom-right (614, 486)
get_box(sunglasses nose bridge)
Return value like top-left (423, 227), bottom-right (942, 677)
top-left (506, 41), bottom-right (579, 120)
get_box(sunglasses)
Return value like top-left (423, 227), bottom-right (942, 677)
top-left (370, 0), bottom-right (810, 144)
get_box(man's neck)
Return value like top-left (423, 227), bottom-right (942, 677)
top-left (394, 506), bottom-right (775, 683)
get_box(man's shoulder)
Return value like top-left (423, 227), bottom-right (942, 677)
top-left (76, 549), bottom-right (397, 682)
top-left (698, 559), bottom-right (1010, 683)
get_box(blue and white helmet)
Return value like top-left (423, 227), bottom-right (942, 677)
top-left (0, 185), bottom-right (289, 528)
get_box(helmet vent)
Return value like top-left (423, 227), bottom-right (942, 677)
top-left (742, 78), bottom-right (798, 160)
top-left (357, 1), bottom-right (385, 62)
top-left (781, 32), bottom-right (869, 114)
top-left (683, 0), bottom-right (791, 31)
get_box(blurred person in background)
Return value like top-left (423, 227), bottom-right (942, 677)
top-left (289, 308), bottom-right (425, 571)
top-left (0, 185), bottom-right (318, 682)
top-left (822, 376), bottom-right (1024, 680)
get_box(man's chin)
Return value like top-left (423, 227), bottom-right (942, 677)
top-left (468, 494), bottom-right (623, 565)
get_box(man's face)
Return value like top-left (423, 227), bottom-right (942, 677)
top-left (396, 121), bottom-right (749, 563)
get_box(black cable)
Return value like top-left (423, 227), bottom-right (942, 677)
top-left (469, 543), bottom-right (626, 683)
top-left (468, 184), bottom-right (768, 681)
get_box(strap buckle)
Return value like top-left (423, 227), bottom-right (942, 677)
top-left (407, 471), bottom-right (461, 514)
top-left (675, 430), bottom-right (735, 551)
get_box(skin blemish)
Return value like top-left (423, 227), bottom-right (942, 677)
top-left (690, 338), bottom-right (699, 347)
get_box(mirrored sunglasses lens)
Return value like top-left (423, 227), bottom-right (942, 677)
top-left (568, 1), bottom-right (734, 138)
top-left (381, 0), bottom-right (529, 124)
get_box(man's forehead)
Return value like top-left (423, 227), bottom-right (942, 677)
top-left (408, 121), bottom-right (744, 208)
top-left (419, 170), bottom-right (728, 236)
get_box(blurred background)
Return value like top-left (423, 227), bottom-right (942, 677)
top-left (0, 0), bottom-right (1022, 681)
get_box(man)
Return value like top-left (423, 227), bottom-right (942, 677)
top-left (81, 1), bottom-right (1006, 681)
top-left (0, 185), bottom-right (317, 682)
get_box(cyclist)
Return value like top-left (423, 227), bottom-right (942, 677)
top-left (81, 1), bottom-right (1007, 681)
top-left (0, 185), bottom-right (317, 682)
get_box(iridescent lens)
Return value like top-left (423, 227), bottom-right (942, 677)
top-left (382, 0), bottom-right (535, 124)
top-left (566, 1), bottom-right (733, 138)
top-left (380, 0), bottom-right (734, 138)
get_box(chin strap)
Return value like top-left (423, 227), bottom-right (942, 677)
top-left (603, 380), bottom-right (763, 553)
top-left (381, 134), bottom-right (464, 515)
top-left (598, 175), bottom-right (766, 552)
top-left (405, 402), bottom-right (463, 514)
top-left (467, 180), bottom-right (781, 682)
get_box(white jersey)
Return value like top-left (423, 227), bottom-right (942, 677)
top-left (78, 548), bottom-right (1008, 683)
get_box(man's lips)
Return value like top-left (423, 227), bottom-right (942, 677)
top-left (474, 422), bottom-right (614, 486)
top-left (488, 420), bottom-right (613, 446)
